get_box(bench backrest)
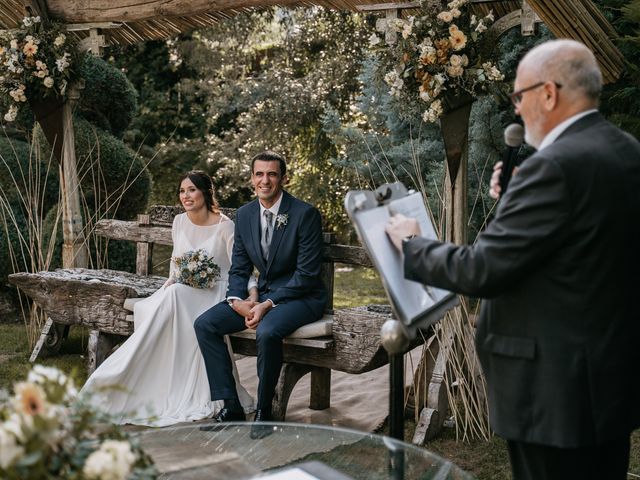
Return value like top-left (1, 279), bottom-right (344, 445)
top-left (94, 205), bottom-right (373, 313)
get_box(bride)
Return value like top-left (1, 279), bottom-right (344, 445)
top-left (80, 170), bottom-right (255, 426)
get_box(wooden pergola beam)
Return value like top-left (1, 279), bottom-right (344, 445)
top-left (46, 0), bottom-right (376, 23)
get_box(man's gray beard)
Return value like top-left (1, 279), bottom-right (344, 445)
top-left (524, 128), bottom-right (541, 150)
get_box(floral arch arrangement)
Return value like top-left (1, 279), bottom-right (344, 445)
top-left (0, 16), bottom-right (83, 122)
top-left (371, 0), bottom-right (505, 123)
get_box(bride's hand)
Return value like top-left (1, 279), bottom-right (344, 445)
top-left (163, 278), bottom-right (175, 289)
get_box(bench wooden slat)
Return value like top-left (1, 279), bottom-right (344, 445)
top-left (229, 331), bottom-right (334, 349)
top-left (94, 220), bottom-right (372, 267)
top-left (94, 219), bottom-right (173, 245)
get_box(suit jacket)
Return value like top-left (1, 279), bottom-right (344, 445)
top-left (227, 190), bottom-right (327, 318)
top-left (403, 112), bottom-right (640, 448)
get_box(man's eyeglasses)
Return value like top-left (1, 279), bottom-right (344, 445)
top-left (509, 81), bottom-right (562, 106)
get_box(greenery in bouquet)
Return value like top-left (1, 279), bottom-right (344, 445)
top-left (0, 16), bottom-right (83, 122)
top-left (0, 365), bottom-right (156, 479)
top-left (173, 249), bottom-right (221, 289)
top-left (370, 0), bottom-right (505, 123)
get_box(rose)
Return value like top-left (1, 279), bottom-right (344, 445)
top-left (437, 11), bottom-right (454, 23)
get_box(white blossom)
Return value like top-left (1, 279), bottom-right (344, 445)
top-left (0, 426), bottom-right (24, 469)
top-left (423, 99), bottom-right (444, 123)
top-left (56, 53), bottom-right (71, 72)
top-left (43, 77), bottom-right (54, 88)
top-left (54, 34), bottom-right (66, 47)
top-left (84, 440), bottom-right (136, 480)
top-left (368, 33), bottom-right (381, 47)
top-left (475, 21), bottom-right (487, 33)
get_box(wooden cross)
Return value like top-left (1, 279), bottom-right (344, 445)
top-left (357, 1), bottom-right (420, 45)
top-left (359, 1), bottom-right (542, 45)
top-left (79, 28), bottom-right (106, 55)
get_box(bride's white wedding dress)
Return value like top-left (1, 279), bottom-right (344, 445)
top-left (80, 213), bottom-right (254, 426)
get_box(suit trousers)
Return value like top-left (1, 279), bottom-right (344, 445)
top-left (194, 299), bottom-right (317, 411)
top-left (507, 435), bottom-right (630, 480)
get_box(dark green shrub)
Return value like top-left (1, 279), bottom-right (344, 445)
top-left (78, 55), bottom-right (138, 138)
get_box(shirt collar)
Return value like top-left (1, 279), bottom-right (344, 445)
top-left (537, 109), bottom-right (598, 151)
top-left (259, 191), bottom-right (283, 218)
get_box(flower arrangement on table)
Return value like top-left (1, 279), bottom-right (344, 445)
top-left (370, 0), bottom-right (505, 123)
top-left (0, 15), bottom-right (82, 122)
top-left (0, 365), bottom-right (156, 479)
top-left (172, 249), bottom-right (221, 289)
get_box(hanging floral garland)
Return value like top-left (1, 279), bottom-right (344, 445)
top-left (0, 16), bottom-right (83, 122)
top-left (370, 0), bottom-right (505, 123)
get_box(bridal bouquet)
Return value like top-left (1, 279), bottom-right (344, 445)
top-left (0, 365), bottom-right (156, 479)
top-left (172, 249), bottom-right (221, 289)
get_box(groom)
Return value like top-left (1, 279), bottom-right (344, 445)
top-left (195, 151), bottom-right (327, 436)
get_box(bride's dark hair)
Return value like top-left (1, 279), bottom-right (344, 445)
top-left (177, 170), bottom-right (220, 213)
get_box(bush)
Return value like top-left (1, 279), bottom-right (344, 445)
top-left (78, 55), bottom-right (138, 138)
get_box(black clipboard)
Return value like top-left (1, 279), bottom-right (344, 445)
top-left (344, 182), bottom-right (459, 339)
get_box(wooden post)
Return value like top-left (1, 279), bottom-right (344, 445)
top-left (60, 84), bottom-right (89, 269)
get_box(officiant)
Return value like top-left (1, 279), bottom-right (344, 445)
top-left (385, 39), bottom-right (640, 480)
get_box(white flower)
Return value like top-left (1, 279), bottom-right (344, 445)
top-left (434, 74), bottom-right (446, 85)
top-left (368, 33), bottom-right (381, 47)
top-left (419, 90), bottom-right (431, 102)
top-left (475, 21), bottom-right (487, 33)
top-left (482, 62), bottom-right (505, 81)
top-left (54, 34), bottom-right (66, 47)
top-left (9, 39), bottom-right (18, 50)
top-left (0, 426), bottom-right (24, 469)
top-left (437, 11), bottom-right (454, 23)
top-left (22, 16), bottom-right (33, 27)
top-left (9, 86), bottom-right (26, 102)
top-left (422, 99), bottom-right (444, 123)
top-left (84, 440), bottom-right (136, 480)
top-left (28, 365), bottom-right (67, 386)
top-left (187, 261), bottom-right (198, 272)
top-left (485, 10), bottom-right (495, 22)
top-left (402, 17), bottom-right (414, 39)
top-left (4, 105), bottom-right (18, 122)
top-left (449, 54), bottom-right (463, 67)
top-left (447, 65), bottom-right (464, 77)
top-left (450, 8), bottom-right (461, 18)
top-left (56, 53), bottom-right (71, 72)
top-left (470, 14), bottom-right (477, 26)
top-left (275, 213), bottom-right (289, 229)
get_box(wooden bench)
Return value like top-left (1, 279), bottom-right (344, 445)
top-left (9, 205), bottom-right (422, 420)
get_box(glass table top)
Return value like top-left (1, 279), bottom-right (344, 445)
top-left (134, 421), bottom-right (474, 479)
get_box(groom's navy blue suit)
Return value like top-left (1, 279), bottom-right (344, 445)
top-left (195, 190), bottom-right (327, 411)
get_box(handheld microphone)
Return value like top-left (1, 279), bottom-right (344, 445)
top-left (499, 123), bottom-right (525, 196)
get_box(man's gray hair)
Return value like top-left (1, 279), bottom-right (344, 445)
top-left (522, 39), bottom-right (602, 102)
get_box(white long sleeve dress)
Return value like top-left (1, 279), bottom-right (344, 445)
top-left (80, 213), bottom-right (254, 426)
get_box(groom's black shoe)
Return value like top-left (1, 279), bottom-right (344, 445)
top-left (198, 406), bottom-right (245, 431)
top-left (213, 407), bottom-right (246, 423)
top-left (250, 409), bottom-right (274, 439)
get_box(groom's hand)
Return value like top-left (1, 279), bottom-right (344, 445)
top-left (245, 300), bottom-right (273, 329)
top-left (230, 299), bottom-right (256, 319)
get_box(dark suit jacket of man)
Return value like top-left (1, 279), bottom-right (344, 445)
top-left (227, 190), bottom-right (327, 317)
top-left (402, 112), bottom-right (640, 448)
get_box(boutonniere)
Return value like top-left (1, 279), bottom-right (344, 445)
top-left (275, 213), bottom-right (288, 229)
